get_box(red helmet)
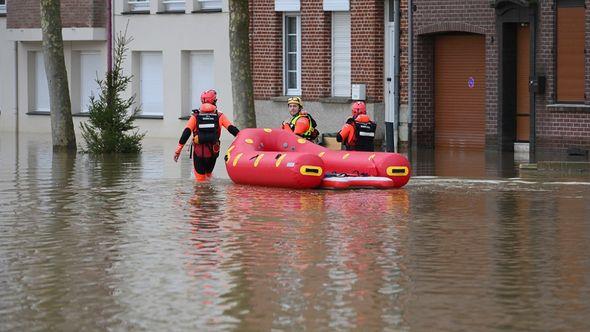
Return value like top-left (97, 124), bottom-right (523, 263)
top-left (352, 101), bottom-right (366, 117)
top-left (200, 89), bottom-right (217, 104)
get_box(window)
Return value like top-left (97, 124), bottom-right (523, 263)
top-left (128, 0), bottom-right (149, 12)
top-left (198, 0), bottom-right (222, 10)
top-left (556, 0), bottom-right (585, 102)
top-left (284, 14), bottom-right (301, 96)
top-left (79, 52), bottom-right (102, 113)
top-left (163, 0), bottom-right (185, 11)
top-left (331, 11), bottom-right (351, 97)
top-left (0, 0), bottom-right (6, 14)
top-left (139, 52), bottom-right (163, 116)
top-left (189, 51), bottom-right (215, 110)
top-left (32, 52), bottom-right (50, 112)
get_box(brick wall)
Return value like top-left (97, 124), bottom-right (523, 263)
top-left (251, 0), bottom-right (388, 102)
top-left (410, 0), bottom-right (590, 152)
top-left (535, 0), bottom-right (590, 152)
top-left (351, 1), bottom-right (384, 101)
top-left (250, 0), bottom-right (282, 100)
top-left (7, 0), bottom-right (106, 29)
top-left (412, 0), bottom-right (495, 148)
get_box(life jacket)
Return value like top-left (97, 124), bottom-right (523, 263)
top-left (289, 111), bottom-right (319, 140)
top-left (349, 115), bottom-right (376, 151)
top-left (191, 103), bottom-right (221, 157)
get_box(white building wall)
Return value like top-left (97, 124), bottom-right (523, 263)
top-left (0, 1), bottom-right (231, 139)
top-left (0, 17), bottom-right (17, 133)
top-left (114, 2), bottom-right (232, 138)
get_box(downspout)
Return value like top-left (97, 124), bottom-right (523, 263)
top-left (14, 41), bottom-right (19, 135)
top-left (528, 4), bottom-right (537, 162)
top-left (393, 0), bottom-right (400, 152)
top-left (107, 0), bottom-right (113, 71)
top-left (407, 0), bottom-right (413, 153)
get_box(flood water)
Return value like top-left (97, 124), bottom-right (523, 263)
top-left (1, 132), bottom-right (589, 331)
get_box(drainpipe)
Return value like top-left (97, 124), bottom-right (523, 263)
top-left (386, 0), bottom-right (400, 152)
top-left (14, 41), bottom-right (19, 135)
top-left (407, 0), bottom-right (413, 153)
top-left (107, 0), bottom-right (113, 71)
top-left (393, 0), bottom-right (400, 152)
top-left (529, 4), bottom-right (537, 162)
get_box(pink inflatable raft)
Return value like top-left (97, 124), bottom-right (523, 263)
top-left (224, 128), bottom-right (411, 189)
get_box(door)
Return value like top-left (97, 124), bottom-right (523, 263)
top-left (434, 34), bottom-right (486, 149)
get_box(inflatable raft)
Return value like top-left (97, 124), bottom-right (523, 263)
top-left (224, 128), bottom-right (410, 189)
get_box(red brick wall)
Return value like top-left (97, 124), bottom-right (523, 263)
top-left (251, 0), bottom-right (388, 102)
top-left (411, 0), bottom-right (497, 148)
top-left (301, 1), bottom-right (331, 99)
top-left (534, 0), bottom-right (590, 152)
top-left (351, 1), bottom-right (384, 101)
top-left (7, 0), bottom-right (106, 29)
top-left (250, 0), bottom-right (282, 99)
top-left (411, 0), bottom-right (590, 152)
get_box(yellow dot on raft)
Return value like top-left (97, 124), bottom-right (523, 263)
top-left (297, 138), bottom-right (307, 144)
top-left (264, 128), bottom-right (272, 133)
top-left (245, 139), bottom-right (254, 144)
top-left (342, 153), bottom-right (350, 160)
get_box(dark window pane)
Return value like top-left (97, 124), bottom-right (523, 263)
top-left (288, 72), bottom-right (297, 89)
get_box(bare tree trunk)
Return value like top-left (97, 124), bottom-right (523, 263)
top-left (40, 0), bottom-right (76, 151)
top-left (229, 0), bottom-right (256, 128)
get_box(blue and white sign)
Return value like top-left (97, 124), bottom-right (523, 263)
top-left (468, 77), bottom-right (475, 89)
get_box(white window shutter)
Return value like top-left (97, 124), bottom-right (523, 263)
top-left (140, 52), bottom-right (163, 116)
top-left (332, 12), bottom-right (351, 97)
top-left (275, 0), bottom-right (300, 12)
top-left (80, 52), bottom-right (102, 113)
top-left (190, 51), bottom-right (215, 110)
top-left (35, 52), bottom-right (50, 112)
top-left (324, 0), bottom-right (349, 11)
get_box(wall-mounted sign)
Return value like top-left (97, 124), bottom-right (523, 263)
top-left (468, 77), bottom-right (475, 89)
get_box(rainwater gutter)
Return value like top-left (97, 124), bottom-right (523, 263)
top-left (107, 0), bottom-right (113, 71)
top-left (407, 0), bottom-right (413, 153)
top-left (14, 41), bottom-right (18, 135)
top-left (393, 0), bottom-right (400, 152)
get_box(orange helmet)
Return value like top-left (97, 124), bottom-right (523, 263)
top-left (200, 89), bottom-right (217, 104)
top-left (352, 101), bottom-right (366, 117)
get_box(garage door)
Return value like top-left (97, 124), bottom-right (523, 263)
top-left (435, 34), bottom-right (486, 149)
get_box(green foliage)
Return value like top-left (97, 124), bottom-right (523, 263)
top-left (80, 31), bottom-right (145, 153)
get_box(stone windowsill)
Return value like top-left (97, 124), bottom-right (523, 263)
top-left (72, 112), bottom-right (90, 117)
top-left (121, 11), bottom-right (150, 15)
top-left (0, 13), bottom-right (6, 18)
top-left (270, 96), bottom-right (374, 104)
top-left (156, 10), bottom-right (186, 14)
top-left (191, 9), bottom-right (222, 13)
top-left (26, 111), bottom-right (50, 116)
top-left (547, 104), bottom-right (590, 112)
top-left (179, 116), bottom-right (191, 120)
top-left (135, 114), bottom-right (163, 120)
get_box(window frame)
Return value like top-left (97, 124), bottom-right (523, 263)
top-left (128, 0), bottom-right (150, 12)
top-left (283, 13), bottom-right (302, 96)
top-left (31, 51), bottom-right (50, 113)
top-left (0, 0), bottom-right (6, 14)
top-left (197, 0), bottom-right (222, 10)
top-left (78, 51), bottom-right (103, 113)
top-left (138, 51), bottom-right (164, 116)
top-left (162, 0), bottom-right (185, 12)
top-left (555, 0), bottom-right (586, 103)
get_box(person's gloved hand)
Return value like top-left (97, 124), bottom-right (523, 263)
top-left (173, 143), bottom-right (183, 162)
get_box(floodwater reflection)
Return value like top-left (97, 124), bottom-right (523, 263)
top-left (1, 133), bottom-right (590, 331)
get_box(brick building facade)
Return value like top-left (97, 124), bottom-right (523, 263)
top-left (250, 0), bottom-right (408, 145)
top-left (411, 0), bottom-right (590, 156)
top-left (6, 0), bottom-right (105, 29)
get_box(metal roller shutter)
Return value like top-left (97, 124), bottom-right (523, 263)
top-left (434, 34), bottom-right (486, 149)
